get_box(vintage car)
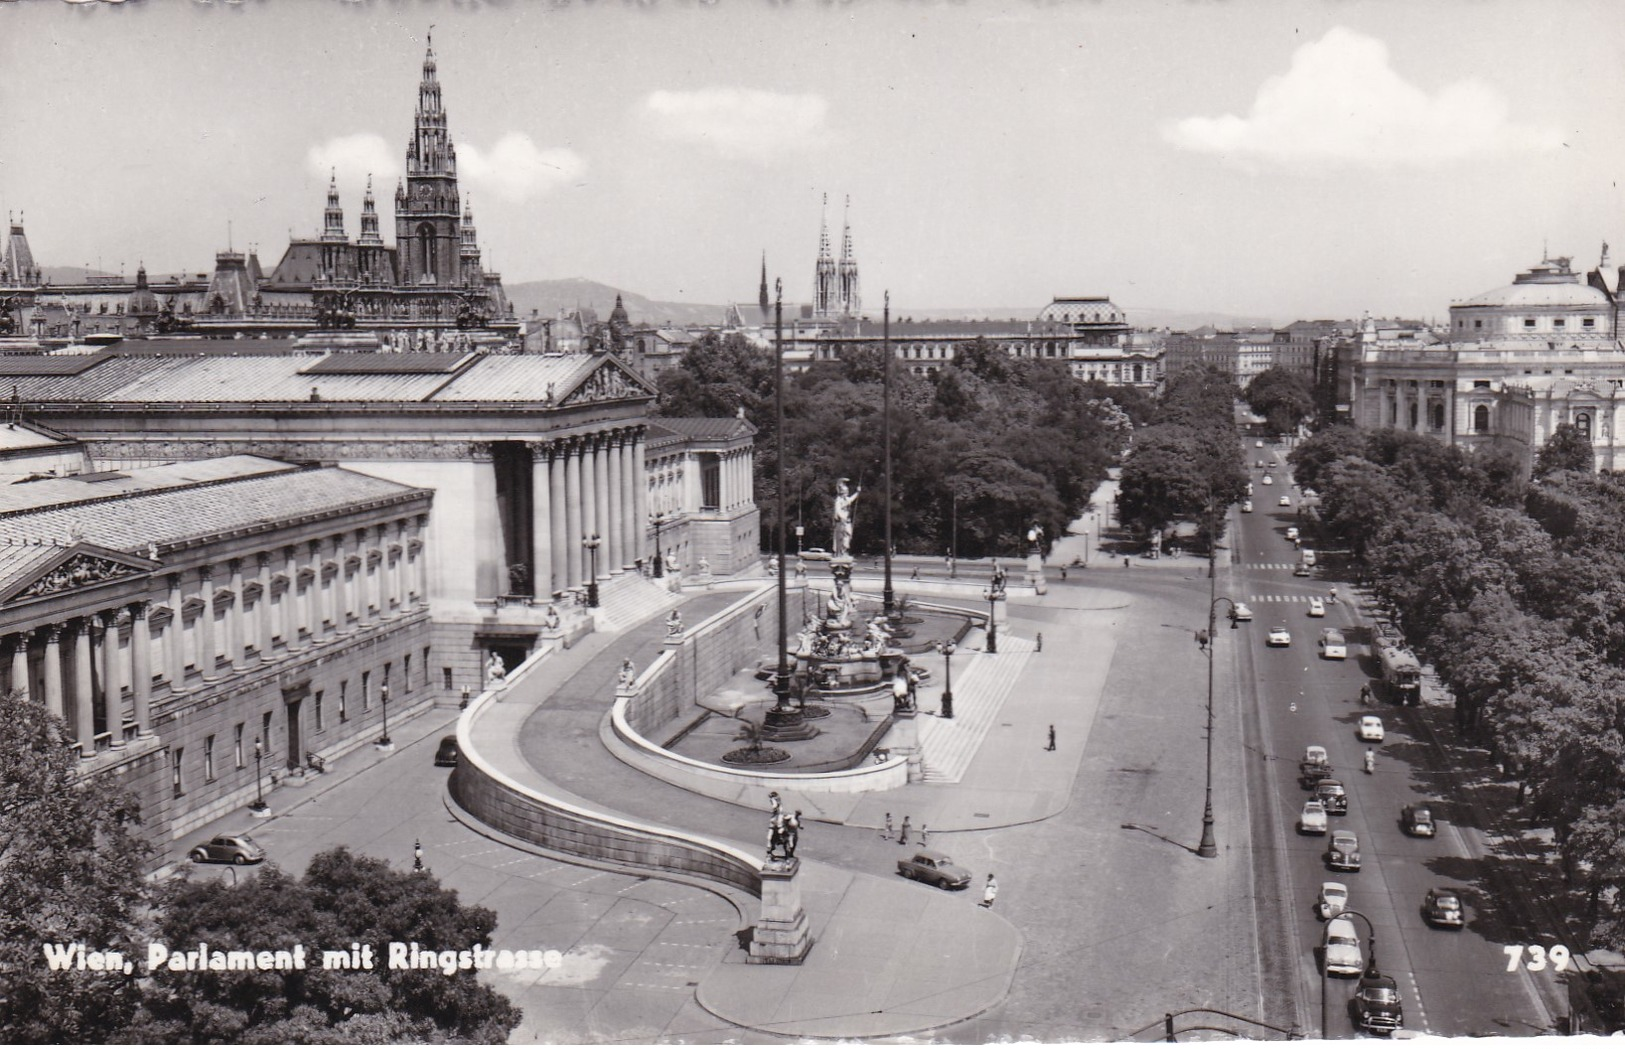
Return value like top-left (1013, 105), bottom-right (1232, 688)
top-left (896, 849), bottom-right (972, 890)
top-left (1322, 916), bottom-right (1364, 976)
top-left (1299, 745), bottom-right (1332, 787)
top-left (1241, 500), bottom-right (1254, 513)
top-left (1319, 628), bottom-right (1348, 660)
top-left (1350, 972), bottom-right (1404, 1033)
top-left (1359, 716), bottom-right (1386, 742)
top-left (1326, 830), bottom-right (1362, 872)
top-left (1423, 888), bottom-right (1466, 928)
top-left (1314, 778), bottom-right (1349, 815)
top-left (434, 735), bottom-right (460, 767)
top-left (1401, 803), bottom-right (1437, 837)
top-left (1231, 602), bottom-right (1254, 623)
top-left (1261, 474), bottom-right (1274, 485)
top-left (190, 833), bottom-right (266, 866)
top-left (1286, 526), bottom-right (1300, 541)
top-left (1293, 563), bottom-right (1313, 577)
top-left (1307, 597), bottom-right (1325, 617)
top-left (1299, 799), bottom-right (1329, 834)
top-left (1317, 881), bottom-right (1349, 920)
top-left (1279, 495), bottom-right (1292, 507)
top-left (1268, 625), bottom-right (1293, 647)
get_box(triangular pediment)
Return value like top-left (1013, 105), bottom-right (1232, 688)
top-left (0, 542), bottom-right (159, 606)
top-left (557, 355), bottom-right (658, 407)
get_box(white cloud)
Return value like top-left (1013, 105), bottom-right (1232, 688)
top-left (1163, 27), bottom-right (1562, 170)
top-left (456, 133), bottom-right (586, 204)
top-left (641, 88), bottom-right (831, 163)
top-left (306, 133), bottom-right (400, 188)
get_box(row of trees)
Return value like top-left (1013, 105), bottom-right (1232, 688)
top-left (1115, 364), bottom-right (1249, 545)
top-left (656, 333), bottom-right (1146, 558)
top-left (0, 692), bottom-right (521, 1043)
top-left (1288, 423), bottom-right (1625, 946)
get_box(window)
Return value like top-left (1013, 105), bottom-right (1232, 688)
top-left (1524, 318), bottom-right (1536, 328)
top-left (424, 647), bottom-right (432, 686)
top-left (404, 654), bottom-right (412, 692)
top-left (1576, 413), bottom-right (1593, 438)
top-left (235, 724), bottom-right (245, 768)
top-left (172, 747), bottom-right (185, 797)
top-left (1474, 320), bottom-right (1482, 329)
top-left (1473, 380), bottom-right (1491, 389)
top-left (339, 680), bottom-right (348, 722)
top-left (383, 662), bottom-right (392, 695)
top-left (443, 666), bottom-right (454, 690)
top-left (1473, 405), bottom-right (1490, 432)
top-left (205, 736), bottom-right (216, 782)
top-left (361, 670), bottom-right (371, 711)
top-left (262, 711), bottom-right (273, 753)
top-left (1554, 319), bottom-right (1565, 329)
top-left (314, 690), bottom-right (325, 732)
top-left (1584, 318), bottom-right (1596, 328)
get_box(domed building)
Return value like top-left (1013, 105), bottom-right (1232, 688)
top-left (1352, 251), bottom-right (1625, 471)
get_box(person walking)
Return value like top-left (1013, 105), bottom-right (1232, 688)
top-left (918, 823), bottom-right (929, 847)
top-left (882, 812), bottom-right (894, 839)
top-left (910, 565), bottom-right (920, 580)
top-left (1060, 565), bottom-right (1067, 581)
top-left (1046, 724), bottom-right (1056, 751)
top-left (979, 874), bottom-right (998, 909)
top-left (898, 816), bottom-right (912, 846)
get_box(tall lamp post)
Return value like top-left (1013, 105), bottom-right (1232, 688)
top-left (772, 279), bottom-right (792, 714)
top-left (1198, 593), bottom-right (1238, 859)
top-left (986, 591), bottom-right (998, 654)
top-left (939, 641), bottom-right (956, 719)
top-left (251, 735), bottom-right (267, 812)
top-left (377, 685), bottom-right (392, 747)
top-left (582, 534), bottom-right (601, 607)
top-left (950, 485), bottom-right (958, 578)
top-left (882, 291), bottom-right (895, 619)
top-left (651, 514), bottom-right (665, 578)
top-left (795, 523), bottom-right (804, 559)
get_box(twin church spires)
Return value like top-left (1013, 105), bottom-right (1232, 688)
top-left (813, 193), bottom-right (861, 320)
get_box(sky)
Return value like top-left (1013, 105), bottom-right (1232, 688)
top-left (1, 0), bottom-right (1622, 324)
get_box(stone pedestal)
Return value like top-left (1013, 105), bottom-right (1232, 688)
top-left (749, 858), bottom-right (813, 964)
top-left (890, 708), bottom-right (925, 783)
top-left (1025, 551), bottom-right (1047, 595)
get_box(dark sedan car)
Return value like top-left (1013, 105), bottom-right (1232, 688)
top-left (1326, 831), bottom-right (1362, 872)
top-left (896, 849), bottom-right (972, 890)
top-left (434, 735), bottom-right (460, 767)
top-left (1401, 803), bottom-right (1436, 837)
top-left (190, 833), bottom-right (266, 865)
top-left (1423, 888), bottom-right (1466, 928)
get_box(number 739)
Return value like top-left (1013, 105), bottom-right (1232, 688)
top-left (1505, 944), bottom-right (1572, 972)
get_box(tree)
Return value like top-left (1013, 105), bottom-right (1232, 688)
top-left (131, 847), bottom-right (520, 1043)
top-left (1535, 423), bottom-right (1595, 478)
top-left (1244, 367), bottom-right (1314, 435)
top-left (0, 690), bottom-right (153, 1044)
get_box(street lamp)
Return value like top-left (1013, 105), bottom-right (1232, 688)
top-left (377, 685), bottom-right (392, 747)
top-left (582, 534), bottom-right (601, 606)
top-left (1321, 908), bottom-right (1381, 1037)
top-left (950, 485), bottom-right (959, 577)
top-left (939, 641), bottom-right (956, 719)
top-left (250, 735), bottom-right (267, 812)
top-left (986, 591), bottom-right (998, 654)
top-left (651, 514), bottom-right (665, 578)
top-left (882, 290), bottom-right (895, 619)
top-left (1197, 593), bottom-right (1238, 860)
top-left (413, 838), bottom-right (425, 872)
top-left (795, 523), bottom-right (804, 559)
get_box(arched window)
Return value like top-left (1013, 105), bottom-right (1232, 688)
top-left (1473, 405), bottom-right (1490, 432)
top-left (417, 222), bottom-right (437, 283)
top-left (1430, 402), bottom-right (1446, 431)
top-left (1409, 402), bottom-right (1419, 430)
top-left (1133, 363), bottom-right (1144, 383)
top-left (1576, 412), bottom-right (1592, 438)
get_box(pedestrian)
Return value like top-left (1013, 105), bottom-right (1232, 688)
top-left (1124, 557), bottom-right (1131, 568)
top-left (898, 816), bottom-right (912, 846)
top-left (1060, 565), bottom-right (1067, 581)
top-left (882, 812), bottom-right (894, 839)
top-left (911, 566), bottom-right (919, 580)
top-left (979, 873), bottom-right (998, 909)
top-left (919, 823), bottom-right (929, 847)
top-left (1046, 724), bottom-right (1056, 751)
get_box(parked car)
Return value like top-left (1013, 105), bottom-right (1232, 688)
top-left (1319, 628), bottom-right (1348, 660)
top-left (1286, 526), bottom-right (1300, 541)
top-left (1314, 778), bottom-right (1349, 814)
top-left (1242, 500), bottom-right (1253, 513)
top-left (1279, 495), bottom-right (1292, 507)
top-left (1307, 597), bottom-right (1325, 617)
top-left (434, 735), bottom-right (460, 767)
top-left (1350, 972), bottom-right (1405, 1033)
top-left (1401, 803), bottom-right (1437, 837)
top-left (801, 548), bottom-right (832, 561)
top-left (896, 849), bottom-right (972, 890)
top-left (1299, 799), bottom-right (1329, 834)
top-left (1358, 715), bottom-right (1385, 742)
top-left (1326, 831), bottom-right (1362, 871)
top-left (190, 833), bottom-right (266, 865)
top-left (1267, 625), bottom-right (1292, 647)
top-left (1317, 881), bottom-right (1349, 920)
top-left (1231, 602), bottom-right (1254, 622)
top-left (1322, 916), bottom-right (1364, 976)
top-left (1422, 887), bottom-right (1466, 928)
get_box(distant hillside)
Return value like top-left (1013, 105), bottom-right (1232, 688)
top-left (504, 278), bottom-right (728, 328)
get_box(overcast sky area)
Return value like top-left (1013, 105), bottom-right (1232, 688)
top-left (2, 0), bottom-right (1621, 324)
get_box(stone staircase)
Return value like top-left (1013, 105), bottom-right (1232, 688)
top-left (917, 634), bottom-right (1036, 782)
top-left (589, 571), bottom-right (683, 633)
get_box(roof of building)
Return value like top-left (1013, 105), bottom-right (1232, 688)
top-left (0, 420), bottom-right (79, 452)
top-left (646, 416), bottom-right (757, 443)
top-left (1457, 258), bottom-right (1612, 310)
top-left (0, 459), bottom-right (426, 552)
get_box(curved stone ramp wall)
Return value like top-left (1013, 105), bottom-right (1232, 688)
top-left (448, 674), bottom-right (768, 901)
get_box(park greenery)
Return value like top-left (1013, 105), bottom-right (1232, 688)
top-left (0, 690), bottom-right (521, 1044)
top-left (1289, 424), bottom-right (1625, 948)
top-left (1243, 366), bottom-right (1316, 436)
top-left (1115, 364), bottom-right (1248, 545)
top-left (656, 332), bottom-right (1145, 558)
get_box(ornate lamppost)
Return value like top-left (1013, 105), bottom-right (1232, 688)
top-left (1197, 590), bottom-right (1238, 859)
top-left (939, 641), bottom-right (956, 719)
top-left (1321, 908), bottom-right (1381, 1037)
top-left (377, 685), bottom-right (392, 747)
top-left (882, 291), bottom-right (895, 619)
top-left (986, 591), bottom-right (999, 654)
top-left (582, 534), bottom-right (601, 607)
top-left (652, 514), bottom-right (665, 578)
top-left (773, 278), bottom-right (792, 714)
top-left (250, 735), bottom-right (267, 812)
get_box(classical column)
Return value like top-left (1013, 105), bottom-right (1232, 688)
top-left (8, 633), bottom-right (30, 704)
top-left (100, 611), bottom-right (124, 746)
top-left (227, 559), bottom-right (247, 669)
top-left (606, 432), bottom-right (624, 572)
top-left (593, 435), bottom-right (611, 579)
top-left (414, 514), bottom-right (429, 605)
top-left (167, 573), bottom-right (187, 691)
top-left (385, 523), bottom-right (403, 617)
top-left (257, 553), bottom-right (275, 658)
top-left (549, 443), bottom-right (568, 594)
top-left (619, 433), bottom-right (636, 569)
top-left (471, 443), bottom-right (501, 601)
top-left (331, 534), bottom-right (350, 634)
top-left (73, 619), bottom-right (94, 758)
top-left (43, 625), bottom-right (65, 722)
top-left (197, 565), bottom-right (217, 678)
top-left (130, 602), bottom-right (152, 736)
top-left (530, 444), bottom-right (553, 598)
top-left (565, 438), bottom-right (584, 588)
top-left (633, 428), bottom-right (649, 566)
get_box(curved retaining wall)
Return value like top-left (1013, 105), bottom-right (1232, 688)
top-left (448, 672), bottom-right (766, 900)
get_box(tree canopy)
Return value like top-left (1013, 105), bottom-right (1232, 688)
top-left (1243, 366), bottom-right (1314, 436)
top-left (1116, 364), bottom-right (1246, 541)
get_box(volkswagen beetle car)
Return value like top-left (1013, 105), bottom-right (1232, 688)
top-left (1299, 799), bottom-right (1329, 834)
top-left (896, 849), bottom-right (972, 890)
top-left (1326, 831), bottom-right (1362, 872)
top-left (1359, 715), bottom-right (1385, 742)
top-left (1267, 625), bottom-right (1292, 647)
top-left (190, 833), bottom-right (266, 865)
top-left (1317, 881), bottom-right (1349, 920)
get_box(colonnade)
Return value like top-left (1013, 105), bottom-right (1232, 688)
top-left (524, 427), bottom-right (648, 597)
top-left (1, 514), bottom-right (428, 759)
